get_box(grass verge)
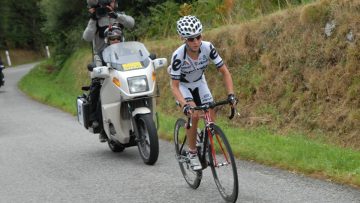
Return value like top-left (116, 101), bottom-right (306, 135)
top-left (157, 112), bottom-right (360, 188)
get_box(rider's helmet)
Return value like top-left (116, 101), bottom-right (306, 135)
top-left (104, 25), bottom-right (123, 44)
top-left (176, 15), bottom-right (203, 38)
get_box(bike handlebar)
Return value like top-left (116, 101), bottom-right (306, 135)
top-left (186, 99), bottom-right (236, 129)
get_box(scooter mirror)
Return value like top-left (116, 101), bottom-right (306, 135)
top-left (153, 58), bottom-right (168, 70)
top-left (87, 63), bottom-right (96, 72)
top-left (91, 66), bottom-right (110, 79)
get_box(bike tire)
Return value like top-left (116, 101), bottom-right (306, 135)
top-left (136, 114), bottom-right (159, 165)
top-left (174, 118), bottom-right (202, 189)
top-left (208, 124), bottom-right (238, 203)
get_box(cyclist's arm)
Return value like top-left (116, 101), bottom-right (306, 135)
top-left (218, 64), bottom-right (234, 95)
top-left (171, 79), bottom-right (187, 107)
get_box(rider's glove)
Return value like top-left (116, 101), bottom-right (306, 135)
top-left (108, 11), bottom-right (118, 19)
top-left (182, 104), bottom-right (191, 116)
top-left (227, 94), bottom-right (237, 105)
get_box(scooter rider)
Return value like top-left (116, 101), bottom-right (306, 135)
top-left (169, 16), bottom-right (237, 170)
top-left (87, 25), bottom-right (123, 142)
top-left (83, 0), bottom-right (134, 142)
top-left (0, 56), bottom-right (5, 87)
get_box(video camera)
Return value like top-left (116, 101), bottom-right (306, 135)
top-left (87, 0), bottom-right (113, 18)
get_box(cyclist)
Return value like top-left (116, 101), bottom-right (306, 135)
top-left (169, 15), bottom-right (237, 170)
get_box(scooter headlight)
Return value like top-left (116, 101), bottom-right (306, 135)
top-left (128, 76), bottom-right (149, 94)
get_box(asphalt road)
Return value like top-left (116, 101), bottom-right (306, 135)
top-left (0, 63), bottom-right (359, 203)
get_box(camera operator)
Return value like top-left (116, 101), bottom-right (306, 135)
top-left (83, 0), bottom-right (134, 58)
top-left (82, 0), bottom-right (134, 143)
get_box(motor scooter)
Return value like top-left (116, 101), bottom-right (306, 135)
top-left (0, 62), bottom-right (4, 87)
top-left (77, 41), bottom-right (167, 165)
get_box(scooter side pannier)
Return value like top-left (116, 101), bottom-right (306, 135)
top-left (77, 96), bottom-right (90, 129)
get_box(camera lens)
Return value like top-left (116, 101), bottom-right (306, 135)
top-left (96, 7), bottom-right (107, 18)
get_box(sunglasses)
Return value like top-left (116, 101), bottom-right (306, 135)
top-left (186, 35), bottom-right (202, 42)
top-left (109, 37), bottom-right (121, 41)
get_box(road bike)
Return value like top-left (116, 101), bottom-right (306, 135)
top-left (173, 99), bottom-right (239, 202)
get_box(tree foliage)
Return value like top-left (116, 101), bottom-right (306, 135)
top-left (39, 0), bottom-right (88, 66)
top-left (0, 0), bottom-right (314, 63)
top-left (0, 0), bottom-right (44, 50)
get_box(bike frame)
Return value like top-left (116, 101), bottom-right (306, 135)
top-left (186, 100), bottom-right (235, 170)
top-left (175, 99), bottom-right (239, 202)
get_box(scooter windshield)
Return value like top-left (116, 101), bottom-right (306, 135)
top-left (102, 41), bottom-right (151, 71)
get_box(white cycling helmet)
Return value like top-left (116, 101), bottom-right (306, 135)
top-left (176, 15), bottom-right (203, 38)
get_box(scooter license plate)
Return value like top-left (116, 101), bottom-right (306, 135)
top-left (122, 62), bottom-right (142, 71)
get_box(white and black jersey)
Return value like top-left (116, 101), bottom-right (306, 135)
top-left (170, 41), bottom-right (224, 105)
top-left (170, 41), bottom-right (224, 83)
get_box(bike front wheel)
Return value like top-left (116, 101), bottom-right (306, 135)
top-left (208, 124), bottom-right (238, 202)
top-left (174, 118), bottom-right (202, 189)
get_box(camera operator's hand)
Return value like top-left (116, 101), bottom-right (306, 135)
top-left (88, 8), bottom-right (97, 20)
top-left (108, 11), bottom-right (118, 19)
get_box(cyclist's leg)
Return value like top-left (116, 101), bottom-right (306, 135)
top-left (185, 100), bottom-right (199, 151)
top-left (179, 85), bottom-right (202, 170)
top-left (179, 85), bottom-right (199, 151)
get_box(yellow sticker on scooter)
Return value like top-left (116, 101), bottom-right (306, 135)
top-left (122, 62), bottom-right (142, 70)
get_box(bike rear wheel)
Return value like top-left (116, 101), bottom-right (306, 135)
top-left (208, 125), bottom-right (238, 202)
top-left (174, 118), bottom-right (202, 189)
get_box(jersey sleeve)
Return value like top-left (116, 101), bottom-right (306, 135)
top-left (170, 52), bottom-right (182, 80)
top-left (208, 43), bottom-right (224, 68)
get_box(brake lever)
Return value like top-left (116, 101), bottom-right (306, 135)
top-left (229, 106), bottom-right (235, 120)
